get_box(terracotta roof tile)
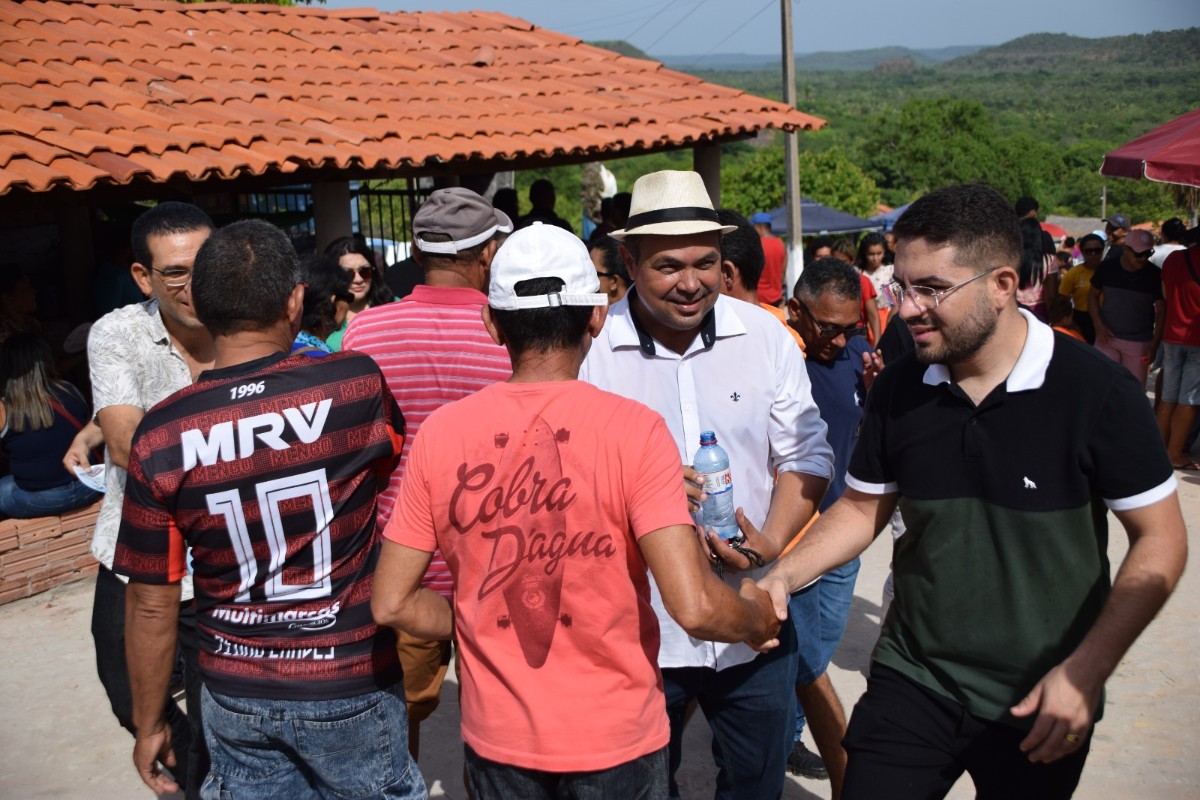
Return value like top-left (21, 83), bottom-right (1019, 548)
top-left (0, 0), bottom-right (824, 195)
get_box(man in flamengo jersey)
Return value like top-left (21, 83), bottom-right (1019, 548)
top-left (113, 219), bottom-right (425, 799)
top-left (372, 223), bottom-right (782, 800)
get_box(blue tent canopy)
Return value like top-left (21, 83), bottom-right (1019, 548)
top-left (768, 199), bottom-right (882, 237)
top-left (866, 202), bottom-right (912, 232)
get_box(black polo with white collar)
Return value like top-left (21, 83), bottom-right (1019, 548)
top-left (847, 310), bottom-right (1175, 727)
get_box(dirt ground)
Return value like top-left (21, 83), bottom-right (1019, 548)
top-left (2, 473), bottom-right (1197, 799)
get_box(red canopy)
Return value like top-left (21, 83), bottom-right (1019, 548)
top-left (1100, 108), bottom-right (1200, 187)
top-left (1041, 222), bottom-right (1067, 239)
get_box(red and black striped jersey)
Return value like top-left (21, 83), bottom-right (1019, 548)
top-left (114, 350), bottom-right (405, 701)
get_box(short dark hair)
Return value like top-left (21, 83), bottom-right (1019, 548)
top-left (490, 277), bottom-right (594, 356)
top-left (192, 220), bottom-right (299, 337)
top-left (794, 257), bottom-right (861, 302)
top-left (1014, 196), bottom-right (1039, 217)
top-left (892, 183), bottom-right (1021, 272)
top-left (298, 252), bottom-right (352, 335)
top-left (130, 202), bottom-right (213, 269)
top-left (1163, 217), bottom-right (1187, 243)
top-left (589, 237), bottom-right (630, 286)
top-left (1078, 232), bottom-right (1104, 249)
top-left (324, 235), bottom-right (392, 307)
top-left (832, 237), bottom-right (857, 263)
top-left (529, 179), bottom-right (556, 210)
top-left (716, 209), bottom-right (765, 289)
top-left (612, 192), bottom-right (632, 225)
top-left (1047, 295), bottom-right (1073, 325)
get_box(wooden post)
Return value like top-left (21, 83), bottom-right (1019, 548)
top-left (693, 143), bottom-right (721, 206)
top-left (313, 181), bottom-right (353, 253)
top-left (782, 0), bottom-right (803, 296)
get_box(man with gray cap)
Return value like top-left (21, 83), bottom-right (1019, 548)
top-left (579, 170), bottom-right (834, 799)
top-left (1102, 213), bottom-right (1131, 258)
top-left (342, 186), bottom-right (513, 756)
top-left (372, 222), bottom-right (781, 799)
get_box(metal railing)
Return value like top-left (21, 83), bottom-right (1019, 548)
top-left (238, 180), bottom-right (432, 264)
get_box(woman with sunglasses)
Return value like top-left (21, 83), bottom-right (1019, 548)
top-left (323, 235), bottom-right (395, 351)
top-left (1058, 232), bottom-right (1105, 344)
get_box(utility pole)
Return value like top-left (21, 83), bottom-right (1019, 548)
top-left (781, 0), bottom-right (803, 295)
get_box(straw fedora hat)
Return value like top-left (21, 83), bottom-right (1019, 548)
top-left (609, 170), bottom-right (736, 240)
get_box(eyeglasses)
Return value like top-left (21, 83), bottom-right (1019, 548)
top-left (886, 268), bottom-right (997, 313)
top-left (795, 299), bottom-right (867, 340)
top-left (149, 266), bottom-right (192, 288)
top-left (1129, 249), bottom-right (1153, 259)
top-left (343, 266), bottom-right (373, 280)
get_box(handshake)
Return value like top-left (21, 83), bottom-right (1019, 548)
top-left (738, 574), bottom-right (791, 652)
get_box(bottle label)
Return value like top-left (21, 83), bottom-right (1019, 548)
top-left (698, 468), bottom-right (732, 495)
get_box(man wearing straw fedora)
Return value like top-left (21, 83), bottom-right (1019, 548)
top-left (580, 171), bottom-right (835, 799)
top-left (373, 222), bottom-right (782, 799)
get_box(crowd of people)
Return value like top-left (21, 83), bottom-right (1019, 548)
top-left (0, 171), bottom-right (1194, 800)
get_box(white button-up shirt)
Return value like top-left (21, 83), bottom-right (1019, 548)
top-left (580, 292), bottom-right (833, 670)
top-left (88, 299), bottom-right (194, 600)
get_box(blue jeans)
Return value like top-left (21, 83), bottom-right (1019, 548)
top-left (792, 557), bottom-right (861, 738)
top-left (200, 684), bottom-right (425, 800)
top-left (465, 743), bottom-right (667, 800)
top-left (663, 620), bottom-right (798, 800)
top-left (0, 474), bottom-right (100, 518)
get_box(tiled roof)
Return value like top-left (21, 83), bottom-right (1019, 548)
top-left (0, 0), bottom-right (824, 196)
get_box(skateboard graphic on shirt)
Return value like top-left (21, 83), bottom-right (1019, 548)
top-left (491, 418), bottom-right (571, 669)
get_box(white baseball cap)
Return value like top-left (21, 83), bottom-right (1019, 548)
top-left (489, 223), bottom-right (609, 310)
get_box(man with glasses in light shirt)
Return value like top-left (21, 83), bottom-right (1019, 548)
top-left (758, 183), bottom-right (1186, 799)
top-left (66, 201), bottom-right (216, 799)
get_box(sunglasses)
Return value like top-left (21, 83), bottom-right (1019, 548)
top-left (1080, 247), bottom-right (1103, 254)
top-left (1129, 249), bottom-right (1153, 259)
top-left (343, 266), bottom-right (373, 280)
top-left (796, 298), bottom-right (867, 339)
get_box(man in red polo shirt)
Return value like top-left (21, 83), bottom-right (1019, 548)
top-left (342, 187), bottom-right (513, 755)
top-left (1157, 226), bottom-right (1200, 469)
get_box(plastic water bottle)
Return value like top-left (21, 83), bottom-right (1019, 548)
top-left (692, 431), bottom-right (742, 545)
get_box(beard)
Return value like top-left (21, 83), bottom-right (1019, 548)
top-left (911, 290), bottom-right (998, 366)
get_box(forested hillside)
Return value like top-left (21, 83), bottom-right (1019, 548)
top-left (509, 29), bottom-right (1200, 229)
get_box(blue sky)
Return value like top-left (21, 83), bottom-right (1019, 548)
top-left (325, 0), bottom-right (1198, 56)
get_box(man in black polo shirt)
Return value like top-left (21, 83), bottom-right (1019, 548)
top-left (758, 183), bottom-right (1187, 799)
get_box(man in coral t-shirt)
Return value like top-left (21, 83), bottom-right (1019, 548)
top-left (372, 223), bottom-right (781, 799)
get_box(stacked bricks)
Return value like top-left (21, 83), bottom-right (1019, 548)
top-left (0, 500), bottom-right (101, 605)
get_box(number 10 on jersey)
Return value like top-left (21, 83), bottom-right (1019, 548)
top-left (205, 468), bottom-right (335, 603)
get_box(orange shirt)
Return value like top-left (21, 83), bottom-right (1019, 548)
top-left (762, 302), bottom-right (806, 354)
top-left (386, 380), bottom-right (690, 771)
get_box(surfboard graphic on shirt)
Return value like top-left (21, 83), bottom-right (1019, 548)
top-left (492, 416), bottom-right (567, 669)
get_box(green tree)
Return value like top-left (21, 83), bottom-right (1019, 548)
top-left (859, 98), bottom-right (1000, 203)
top-left (721, 146), bottom-right (880, 218)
